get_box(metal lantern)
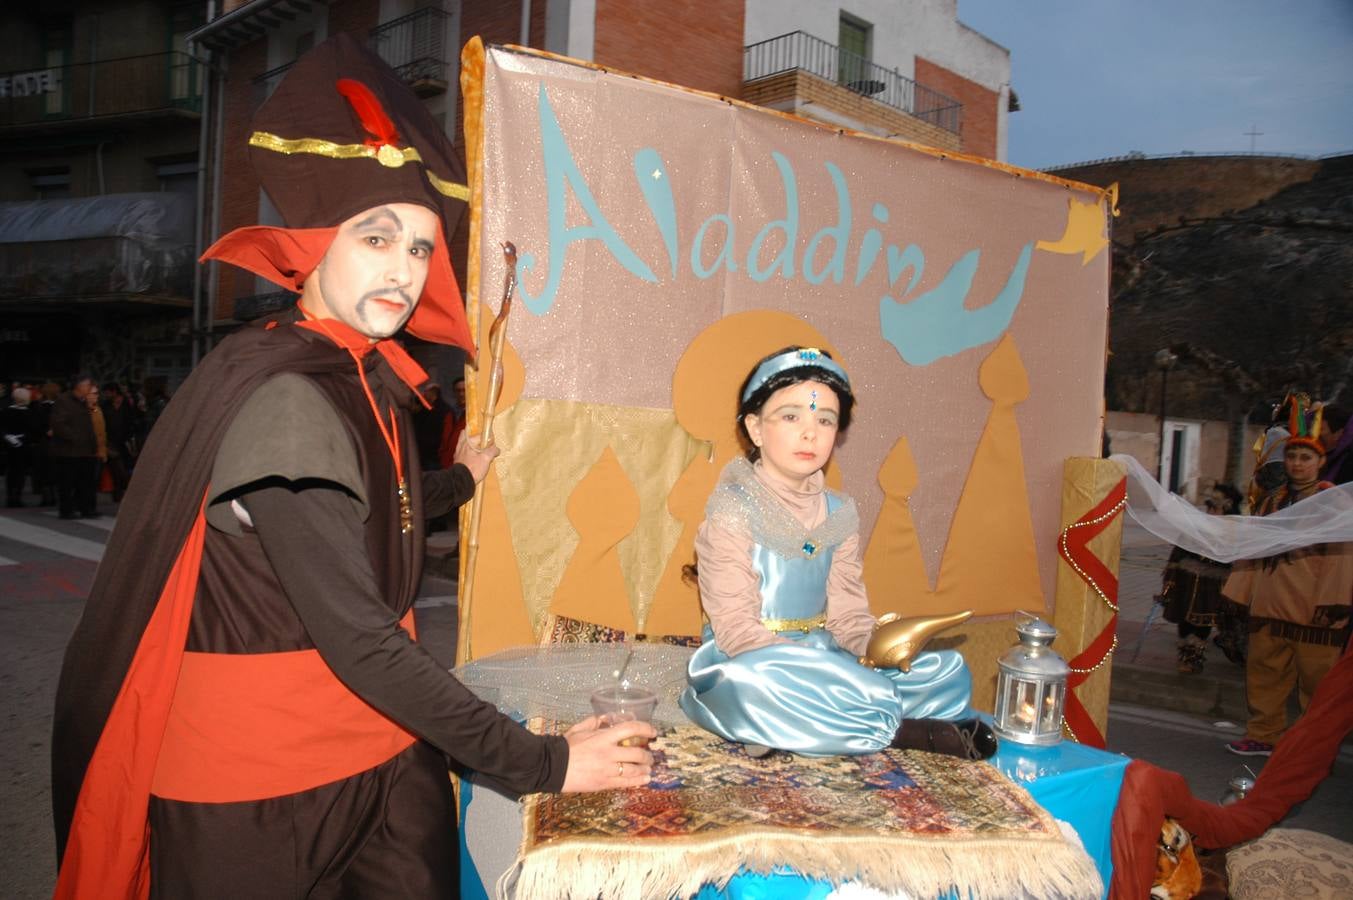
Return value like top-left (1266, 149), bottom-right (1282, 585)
top-left (993, 616), bottom-right (1070, 746)
top-left (1220, 767), bottom-right (1257, 806)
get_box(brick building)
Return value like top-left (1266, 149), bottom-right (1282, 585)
top-left (56, 0), bottom-right (1008, 376)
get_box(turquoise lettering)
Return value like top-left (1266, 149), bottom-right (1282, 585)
top-left (517, 84), bottom-right (657, 315)
top-left (804, 162), bottom-right (851, 285)
top-left (746, 152), bottom-right (799, 282)
top-left (634, 148), bottom-right (678, 278)
top-left (886, 243), bottom-right (924, 297)
top-left (854, 203), bottom-right (889, 285)
top-left (691, 213), bottom-right (737, 278)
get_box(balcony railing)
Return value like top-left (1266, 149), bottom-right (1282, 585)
top-left (0, 52), bottom-right (204, 128)
top-left (369, 7), bottom-right (452, 95)
top-left (744, 31), bottom-right (962, 135)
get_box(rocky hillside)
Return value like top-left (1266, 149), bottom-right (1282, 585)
top-left (1063, 155), bottom-right (1353, 422)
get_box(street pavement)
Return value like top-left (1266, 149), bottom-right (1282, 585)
top-left (2, 494), bottom-right (1350, 898)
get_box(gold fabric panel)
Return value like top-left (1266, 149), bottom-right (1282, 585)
top-left (489, 398), bottom-right (700, 638)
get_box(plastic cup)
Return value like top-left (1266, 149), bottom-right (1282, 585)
top-left (590, 684), bottom-right (658, 747)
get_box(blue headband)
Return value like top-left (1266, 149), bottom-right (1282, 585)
top-left (741, 347), bottom-right (850, 403)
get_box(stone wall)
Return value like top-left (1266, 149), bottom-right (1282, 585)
top-left (1052, 155), bottom-right (1321, 245)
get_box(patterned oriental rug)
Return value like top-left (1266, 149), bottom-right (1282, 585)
top-left (506, 725), bottom-right (1102, 899)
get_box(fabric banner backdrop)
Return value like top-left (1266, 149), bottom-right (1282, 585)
top-left (459, 42), bottom-right (1114, 672)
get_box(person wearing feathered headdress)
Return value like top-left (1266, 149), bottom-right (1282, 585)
top-left (50, 34), bottom-right (653, 899)
top-left (1220, 392), bottom-right (1353, 758)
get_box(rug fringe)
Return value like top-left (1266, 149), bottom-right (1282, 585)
top-left (502, 830), bottom-right (1102, 899)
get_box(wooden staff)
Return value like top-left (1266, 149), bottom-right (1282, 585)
top-left (460, 242), bottom-right (517, 661)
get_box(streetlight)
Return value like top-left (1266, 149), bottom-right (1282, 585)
top-left (1155, 348), bottom-right (1178, 485)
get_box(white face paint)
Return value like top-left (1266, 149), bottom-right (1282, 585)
top-left (304, 202), bottom-right (439, 340)
top-left (743, 379), bottom-right (841, 491)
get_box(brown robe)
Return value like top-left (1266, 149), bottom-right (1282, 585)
top-left (53, 313), bottom-right (565, 898)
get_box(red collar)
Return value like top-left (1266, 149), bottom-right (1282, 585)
top-left (295, 314), bottom-right (431, 407)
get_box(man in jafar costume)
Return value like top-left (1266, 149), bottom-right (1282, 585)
top-left (51, 34), bottom-right (654, 899)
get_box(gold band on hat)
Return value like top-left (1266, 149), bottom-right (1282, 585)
top-left (249, 131), bottom-right (469, 200)
top-left (425, 169), bottom-right (470, 201)
top-left (250, 130), bottom-right (422, 166)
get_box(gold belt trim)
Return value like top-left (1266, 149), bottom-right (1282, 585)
top-left (761, 614), bottom-right (827, 634)
top-left (249, 131), bottom-right (469, 200)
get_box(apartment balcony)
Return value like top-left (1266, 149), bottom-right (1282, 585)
top-left (743, 32), bottom-right (963, 150)
top-left (0, 52), bottom-right (204, 137)
top-left (0, 192), bottom-right (195, 309)
top-left (253, 9), bottom-right (452, 104)
top-left (369, 7), bottom-right (453, 97)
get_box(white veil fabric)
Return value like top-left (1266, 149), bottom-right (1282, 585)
top-left (1111, 454), bottom-right (1353, 562)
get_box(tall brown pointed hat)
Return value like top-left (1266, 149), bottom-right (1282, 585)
top-left (205, 31), bottom-right (473, 352)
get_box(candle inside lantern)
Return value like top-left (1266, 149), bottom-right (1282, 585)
top-left (994, 616), bottom-right (1070, 747)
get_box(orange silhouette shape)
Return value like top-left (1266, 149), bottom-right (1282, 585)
top-left (1036, 196), bottom-right (1110, 265)
top-left (645, 311), bottom-right (835, 635)
top-left (458, 301), bottom-right (531, 661)
top-left (863, 436), bottom-right (932, 617)
top-left (933, 334), bottom-right (1044, 616)
top-left (548, 445), bottom-right (641, 631)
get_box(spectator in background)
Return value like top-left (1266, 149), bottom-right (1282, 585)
top-left (1319, 403), bottom-right (1352, 485)
top-left (439, 375), bottom-right (467, 470)
top-left (86, 384), bottom-right (107, 510)
top-left (31, 382), bottom-right (59, 505)
top-left (1160, 482), bottom-right (1244, 673)
top-left (140, 376), bottom-right (169, 442)
top-left (1221, 395), bottom-right (1353, 756)
top-left (1246, 422), bottom-right (1289, 512)
top-left (50, 375), bottom-right (99, 519)
top-left (100, 383), bottom-right (136, 502)
top-left (2, 386), bottom-right (35, 507)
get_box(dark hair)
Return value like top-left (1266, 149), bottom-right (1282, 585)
top-left (736, 345), bottom-right (855, 461)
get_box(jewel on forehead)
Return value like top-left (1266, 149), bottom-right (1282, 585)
top-left (810, 389), bottom-right (818, 411)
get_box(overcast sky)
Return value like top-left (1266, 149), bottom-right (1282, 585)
top-left (955, 0), bottom-right (1353, 170)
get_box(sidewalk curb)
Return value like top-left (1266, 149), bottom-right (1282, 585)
top-left (1110, 661), bottom-right (1247, 723)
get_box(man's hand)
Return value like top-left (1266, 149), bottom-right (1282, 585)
top-left (454, 430), bottom-right (500, 484)
top-left (560, 715), bottom-right (656, 792)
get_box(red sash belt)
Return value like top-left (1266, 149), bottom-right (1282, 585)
top-left (151, 612), bottom-right (418, 803)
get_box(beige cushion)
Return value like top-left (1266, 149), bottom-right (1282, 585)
top-left (1227, 828), bottom-right (1353, 899)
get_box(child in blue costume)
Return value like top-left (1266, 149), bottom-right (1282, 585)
top-left (680, 346), bottom-right (996, 759)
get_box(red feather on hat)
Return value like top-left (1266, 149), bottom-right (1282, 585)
top-left (336, 78), bottom-right (401, 148)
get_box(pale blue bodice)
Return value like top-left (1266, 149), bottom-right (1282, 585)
top-left (749, 493), bottom-right (841, 622)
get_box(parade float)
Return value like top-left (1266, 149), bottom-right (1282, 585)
top-left (448, 39), bottom-right (1353, 900)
